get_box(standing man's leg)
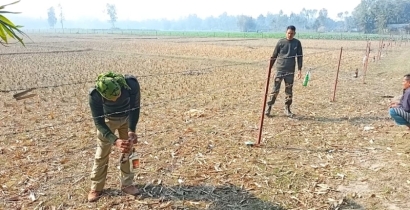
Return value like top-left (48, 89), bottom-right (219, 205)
top-left (265, 74), bottom-right (283, 115)
top-left (284, 72), bottom-right (295, 117)
top-left (89, 119), bottom-right (117, 202)
top-left (117, 117), bottom-right (140, 195)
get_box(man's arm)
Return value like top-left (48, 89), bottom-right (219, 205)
top-left (269, 41), bottom-right (280, 71)
top-left (89, 91), bottom-right (118, 144)
top-left (297, 40), bottom-right (303, 71)
top-left (127, 77), bottom-right (141, 133)
top-left (401, 90), bottom-right (410, 112)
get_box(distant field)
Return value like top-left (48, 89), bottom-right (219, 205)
top-left (1, 34), bottom-right (410, 209)
top-left (25, 28), bottom-right (410, 41)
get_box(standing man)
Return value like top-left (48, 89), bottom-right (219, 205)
top-left (389, 74), bottom-right (410, 130)
top-left (265, 25), bottom-right (303, 117)
top-left (87, 71), bottom-right (141, 202)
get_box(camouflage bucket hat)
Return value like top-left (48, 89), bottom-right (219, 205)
top-left (96, 77), bottom-right (121, 100)
top-left (95, 71), bottom-right (131, 100)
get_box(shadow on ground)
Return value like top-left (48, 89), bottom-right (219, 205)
top-left (293, 115), bottom-right (391, 125)
top-left (333, 198), bottom-right (365, 210)
top-left (104, 183), bottom-right (284, 210)
top-left (103, 183), bottom-right (365, 209)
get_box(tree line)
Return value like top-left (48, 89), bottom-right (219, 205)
top-left (42, 1), bottom-right (409, 34)
top-left (353, 0), bottom-right (410, 33)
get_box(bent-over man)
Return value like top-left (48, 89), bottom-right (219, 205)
top-left (87, 71), bottom-right (141, 202)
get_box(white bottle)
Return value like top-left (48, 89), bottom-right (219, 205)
top-left (128, 148), bottom-right (139, 173)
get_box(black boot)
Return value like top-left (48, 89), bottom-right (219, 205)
top-left (284, 105), bottom-right (293, 117)
top-left (265, 106), bottom-right (271, 116)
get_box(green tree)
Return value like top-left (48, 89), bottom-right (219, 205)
top-left (106, 3), bottom-right (117, 28)
top-left (47, 7), bottom-right (57, 28)
top-left (237, 15), bottom-right (256, 32)
top-left (399, 0), bottom-right (410, 22)
top-left (0, 0), bottom-right (26, 46)
top-left (373, 0), bottom-right (397, 33)
top-left (256, 14), bottom-right (266, 31)
top-left (353, 0), bottom-right (410, 33)
top-left (352, 0), bottom-right (377, 33)
top-left (58, 3), bottom-right (64, 30)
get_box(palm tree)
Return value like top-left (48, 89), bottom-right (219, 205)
top-left (0, 0), bottom-right (27, 46)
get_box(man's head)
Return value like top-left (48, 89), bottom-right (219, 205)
top-left (95, 71), bottom-right (130, 101)
top-left (96, 77), bottom-right (121, 101)
top-left (286, 25), bottom-right (296, 40)
top-left (403, 74), bottom-right (410, 90)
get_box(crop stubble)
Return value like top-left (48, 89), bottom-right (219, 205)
top-left (0, 34), bottom-right (409, 209)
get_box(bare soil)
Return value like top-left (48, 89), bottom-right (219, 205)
top-left (1, 34), bottom-right (409, 209)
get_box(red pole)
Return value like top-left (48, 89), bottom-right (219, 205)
top-left (378, 39), bottom-right (384, 61)
top-left (362, 41), bottom-right (369, 74)
top-left (331, 47), bottom-right (343, 102)
top-left (400, 35), bottom-right (403, 47)
top-left (256, 61), bottom-right (273, 145)
top-left (377, 39), bottom-right (381, 62)
top-left (363, 42), bottom-right (370, 84)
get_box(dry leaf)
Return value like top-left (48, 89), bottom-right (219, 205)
top-left (29, 191), bottom-right (37, 201)
top-left (184, 109), bottom-right (205, 118)
top-left (315, 184), bottom-right (330, 194)
top-left (159, 201), bottom-right (172, 209)
top-left (254, 182), bottom-right (262, 188)
top-left (7, 196), bottom-right (19, 201)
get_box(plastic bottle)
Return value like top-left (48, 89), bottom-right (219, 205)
top-left (303, 71), bottom-right (310, 86)
top-left (128, 148), bottom-right (139, 173)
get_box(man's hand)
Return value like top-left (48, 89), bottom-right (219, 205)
top-left (297, 70), bottom-right (302, 79)
top-left (128, 131), bottom-right (138, 144)
top-left (115, 139), bottom-right (132, 153)
top-left (390, 102), bottom-right (399, 108)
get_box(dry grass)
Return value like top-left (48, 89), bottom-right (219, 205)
top-left (0, 34), bottom-right (409, 209)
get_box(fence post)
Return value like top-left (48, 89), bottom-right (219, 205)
top-left (331, 47), bottom-right (343, 102)
top-left (256, 61), bottom-right (273, 146)
top-left (378, 39), bottom-right (384, 61)
top-left (363, 42), bottom-right (370, 84)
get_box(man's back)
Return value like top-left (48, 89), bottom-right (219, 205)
top-left (89, 75), bottom-right (140, 117)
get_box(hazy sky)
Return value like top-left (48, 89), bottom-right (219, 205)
top-left (8, 0), bottom-right (361, 21)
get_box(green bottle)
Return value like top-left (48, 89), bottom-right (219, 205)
top-left (303, 71), bottom-right (310, 86)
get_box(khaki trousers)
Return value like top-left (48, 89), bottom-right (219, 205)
top-left (90, 116), bottom-right (134, 191)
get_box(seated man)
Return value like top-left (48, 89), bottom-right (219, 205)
top-left (389, 74), bottom-right (410, 129)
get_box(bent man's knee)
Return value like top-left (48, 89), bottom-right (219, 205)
top-left (389, 108), bottom-right (397, 116)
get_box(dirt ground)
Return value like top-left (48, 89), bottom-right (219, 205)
top-left (0, 34), bottom-right (409, 209)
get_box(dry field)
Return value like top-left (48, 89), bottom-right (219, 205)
top-left (0, 34), bottom-right (409, 210)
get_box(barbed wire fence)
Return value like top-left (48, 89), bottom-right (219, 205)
top-left (0, 39), bottom-right (404, 208)
top-left (0, 41), bottom-right (401, 154)
top-left (0, 66), bottom-right (334, 137)
top-left (0, 59), bottom-right (399, 193)
top-left (0, 43), bottom-right (400, 139)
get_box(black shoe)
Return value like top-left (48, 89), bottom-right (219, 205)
top-left (284, 106), bottom-right (293, 117)
top-left (265, 106), bottom-right (271, 116)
